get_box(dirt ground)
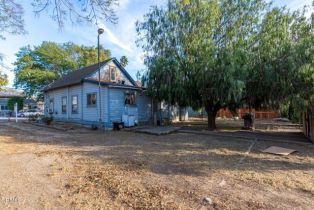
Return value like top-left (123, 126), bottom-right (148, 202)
top-left (0, 121), bottom-right (313, 210)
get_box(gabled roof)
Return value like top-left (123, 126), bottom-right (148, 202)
top-left (0, 88), bottom-right (23, 98)
top-left (44, 58), bottom-right (138, 91)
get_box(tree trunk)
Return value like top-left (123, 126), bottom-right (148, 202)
top-left (205, 101), bottom-right (220, 130)
top-left (207, 109), bottom-right (217, 130)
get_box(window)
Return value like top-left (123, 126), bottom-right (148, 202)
top-left (110, 66), bottom-right (116, 81)
top-left (49, 99), bottom-right (54, 114)
top-left (125, 92), bottom-right (136, 105)
top-left (72, 96), bottom-right (78, 113)
top-left (61, 96), bottom-right (67, 114)
top-left (1, 105), bottom-right (8, 110)
top-left (87, 93), bottom-right (97, 107)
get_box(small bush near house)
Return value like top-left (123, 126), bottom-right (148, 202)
top-left (7, 97), bottom-right (24, 111)
top-left (91, 124), bottom-right (98, 130)
top-left (42, 116), bottom-right (53, 125)
top-left (28, 114), bottom-right (39, 122)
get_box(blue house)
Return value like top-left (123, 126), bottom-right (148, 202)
top-left (43, 58), bottom-right (152, 129)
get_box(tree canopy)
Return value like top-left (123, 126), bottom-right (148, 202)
top-left (137, 0), bottom-right (314, 129)
top-left (14, 42), bottom-right (111, 99)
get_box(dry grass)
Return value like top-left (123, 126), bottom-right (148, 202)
top-left (60, 158), bottom-right (180, 210)
top-left (234, 170), bottom-right (314, 194)
top-left (220, 151), bottom-right (314, 195)
top-left (0, 121), bottom-right (314, 210)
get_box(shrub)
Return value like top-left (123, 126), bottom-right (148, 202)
top-left (28, 114), bottom-right (39, 122)
top-left (42, 116), bottom-right (53, 125)
top-left (7, 97), bottom-right (24, 111)
top-left (91, 124), bottom-right (98, 130)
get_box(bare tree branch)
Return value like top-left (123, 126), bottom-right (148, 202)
top-left (0, 0), bottom-right (26, 39)
top-left (32, 0), bottom-right (118, 29)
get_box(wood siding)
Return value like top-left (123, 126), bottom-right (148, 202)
top-left (45, 82), bottom-right (152, 127)
top-left (108, 88), bottom-right (125, 123)
top-left (82, 83), bottom-right (108, 123)
top-left (86, 61), bottom-right (133, 86)
top-left (137, 94), bottom-right (152, 122)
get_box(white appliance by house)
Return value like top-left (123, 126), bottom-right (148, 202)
top-left (122, 114), bottom-right (135, 127)
top-left (122, 106), bottom-right (138, 127)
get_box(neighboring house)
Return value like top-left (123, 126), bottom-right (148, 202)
top-left (159, 103), bottom-right (189, 122)
top-left (303, 108), bottom-right (314, 143)
top-left (43, 58), bottom-right (152, 129)
top-left (0, 88), bottom-right (23, 116)
top-left (23, 99), bottom-right (44, 111)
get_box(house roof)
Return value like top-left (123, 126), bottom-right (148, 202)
top-left (44, 58), bottom-right (111, 91)
top-left (0, 88), bottom-right (23, 98)
top-left (44, 58), bottom-right (138, 92)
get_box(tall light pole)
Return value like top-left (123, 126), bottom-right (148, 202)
top-left (98, 28), bottom-right (104, 127)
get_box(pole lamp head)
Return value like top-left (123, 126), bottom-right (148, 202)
top-left (98, 28), bottom-right (104, 35)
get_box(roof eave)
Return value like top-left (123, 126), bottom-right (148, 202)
top-left (43, 81), bottom-right (83, 92)
top-left (84, 79), bottom-right (143, 90)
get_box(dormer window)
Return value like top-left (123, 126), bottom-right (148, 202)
top-left (125, 91), bottom-right (136, 105)
top-left (110, 66), bottom-right (116, 82)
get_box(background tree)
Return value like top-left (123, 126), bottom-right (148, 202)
top-left (246, 8), bottom-right (295, 109)
top-left (7, 96), bottom-right (23, 111)
top-left (138, 0), bottom-right (313, 129)
top-left (14, 42), bottom-right (111, 99)
top-left (288, 5), bottom-right (314, 119)
top-left (246, 4), bottom-right (314, 121)
top-left (119, 55), bottom-right (128, 67)
top-left (0, 62), bottom-right (8, 88)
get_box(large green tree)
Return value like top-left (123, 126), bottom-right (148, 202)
top-left (14, 42), bottom-right (111, 98)
top-left (137, 0), bottom-right (314, 129)
top-left (137, 0), bottom-right (267, 129)
top-left (245, 8), bottom-right (295, 109)
top-left (288, 6), bottom-right (314, 116)
top-left (246, 5), bottom-right (314, 117)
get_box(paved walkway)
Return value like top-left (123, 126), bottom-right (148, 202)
top-left (127, 126), bottom-right (181, 135)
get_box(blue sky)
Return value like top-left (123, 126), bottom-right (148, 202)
top-left (0, 0), bottom-right (312, 87)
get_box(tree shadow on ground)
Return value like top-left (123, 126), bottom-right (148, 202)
top-left (1, 121), bottom-right (313, 177)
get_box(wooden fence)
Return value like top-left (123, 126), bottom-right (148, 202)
top-left (217, 108), bottom-right (278, 119)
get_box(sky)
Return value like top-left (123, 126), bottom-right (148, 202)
top-left (0, 0), bottom-right (312, 88)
